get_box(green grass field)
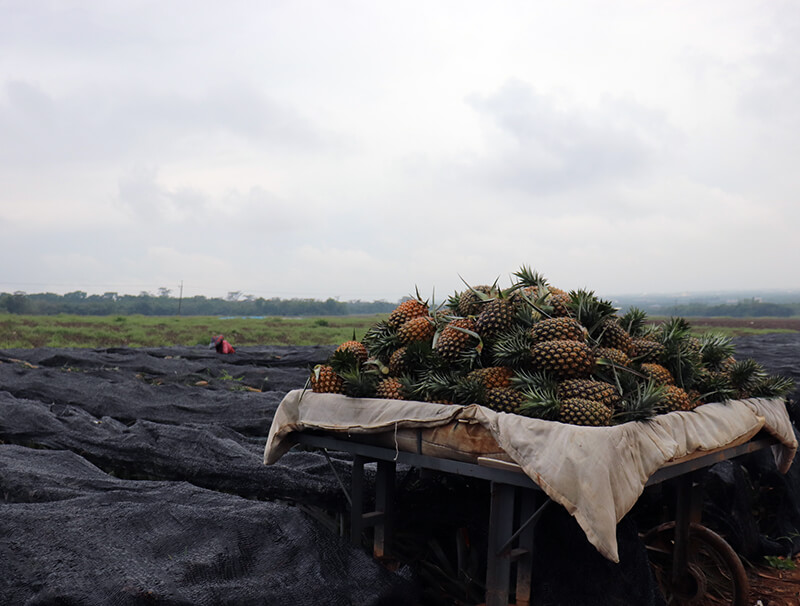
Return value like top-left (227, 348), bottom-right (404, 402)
top-left (0, 313), bottom-right (796, 349)
top-left (0, 314), bottom-right (387, 349)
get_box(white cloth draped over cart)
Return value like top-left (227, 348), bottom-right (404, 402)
top-left (264, 390), bottom-right (797, 563)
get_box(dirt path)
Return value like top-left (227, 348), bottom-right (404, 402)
top-left (749, 555), bottom-right (800, 605)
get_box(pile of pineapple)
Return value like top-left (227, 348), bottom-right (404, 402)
top-left (309, 267), bottom-right (795, 427)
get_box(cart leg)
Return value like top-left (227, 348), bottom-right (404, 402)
top-left (514, 489), bottom-right (536, 606)
top-left (671, 473), bottom-right (691, 591)
top-left (485, 481), bottom-right (515, 606)
top-left (350, 455), bottom-right (365, 545)
top-left (374, 460), bottom-right (395, 558)
top-left (671, 471), bottom-right (703, 592)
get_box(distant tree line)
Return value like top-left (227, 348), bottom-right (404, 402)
top-left (2, 291), bottom-right (799, 318)
top-left (638, 299), bottom-right (800, 318)
top-left (0, 291), bottom-right (396, 316)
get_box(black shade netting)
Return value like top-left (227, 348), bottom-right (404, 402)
top-left (0, 446), bottom-right (416, 606)
top-left (1, 336), bottom-right (799, 605)
top-left (0, 345), bottom-right (334, 436)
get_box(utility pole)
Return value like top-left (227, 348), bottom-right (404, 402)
top-left (178, 280), bottom-right (183, 315)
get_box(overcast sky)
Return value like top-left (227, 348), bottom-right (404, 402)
top-left (2, 1), bottom-right (799, 302)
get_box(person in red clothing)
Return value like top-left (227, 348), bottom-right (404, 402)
top-left (210, 334), bottom-right (236, 354)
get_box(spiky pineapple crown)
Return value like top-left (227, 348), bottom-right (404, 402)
top-left (489, 326), bottom-right (534, 370)
top-left (511, 265), bottom-right (549, 291)
top-left (727, 358), bottom-right (767, 396)
top-left (698, 332), bottom-right (736, 369)
top-left (614, 380), bottom-right (664, 424)
top-left (514, 382), bottom-right (562, 421)
top-left (406, 367), bottom-right (463, 403)
top-left (656, 317), bottom-right (700, 389)
top-left (619, 307), bottom-right (649, 337)
top-left (362, 320), bottom-right (402, 362)
top-left (566, 289), bottom-right (619, 340)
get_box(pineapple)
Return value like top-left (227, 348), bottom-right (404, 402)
top-left (598, 318), bottom-right (634, 356)
top-left (686, 388), bottom-right (704, 409)
top-left (451, 373), bottom-right (486, 406)
top-left (388, 295), bottom-right (429, 329)
top-left (640, 363), bottom-right (676, 386)
top-left (397, 316), bottom-right (435, 345)
top-left (530, 340), bottom-right (595, 379)
top-left (322, 266), bottom-right (795, 427)
top-left (434, 317), bottom-right (480, 362)
top-left (467, 366), bottom-right (514, 389)
top-left (686, 336), bottom-right (702, 354)
top-left (720, 356), bottom-right (737, 373)
top-left (530, 317), bottom-right (587, 344)
top-left (516, 383), bottom-right (611, 426)
top-left (558, 378), bottom-right (620, 409)
top-left (457, 284), bottom-right (494, 317)
top-left (630, 338), bottom-right (665, 363)
top-left (474, 291), bottom-right (519, 338)
top-left (594, 347), bottom-right (631, 367)
top-left (559, 398), bottom-right (613, 426)
top-left (335, 339), bottom-right (368, 365)
top-left (692, 368), bottom-right (735, 404)
top-left (547, 291), bottom-right (572, 318)
top-left (660, 385), bottom-right (695, 412)
top-left (566, 290), bottom-right (634, 355)
top-left (485, 387), bottom-right (525, 414)
top-left (310, 364), bottom-right (345, 394)
top-left (375, 377), bottom-right (406, 400)
top-left (388, 346), bottom-right (409, 376)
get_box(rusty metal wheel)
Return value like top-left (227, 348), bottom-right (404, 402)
top-left (643, 522), bottom-right (749, 606)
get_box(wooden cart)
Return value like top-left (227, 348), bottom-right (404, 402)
top-left (293, 429), bottom-right (779, 606)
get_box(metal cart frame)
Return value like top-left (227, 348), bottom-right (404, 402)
top-left (295, 430), bottom-right (778, 606)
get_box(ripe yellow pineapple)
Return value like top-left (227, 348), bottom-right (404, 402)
top-left (558, 378), bottom-right (620, 409)
top-left (530, 340), bottom-right (595, 379)
top-left (388, 347), bottom-right (408, 376)
top-left (474, 294), bottom-right (519, 338)
top-left (631, 338), bottom-right (665, 363)
top-left (515, 382), bottom-right (611, 426)
top-left (397, 316), bottom-right (435, 345)
top-left (598, 318), bottom-right (634, 356)
top-left (375, 377), bottom-right (405, 400)
top-left (457, 285), bottom-right (494, 317)
top-left (310, 364), bottom-right (345, 394)
top-left (388, 298), bottom-right (429, 330)
top-left (547, 291), bottom-right (571, 317)
top-left (594, 347), bottom-right (631, 367)
top-left (640, 363), bottom-right (675, 386)
top-left (434, 317), bottom-right (478, 362)
top-left (335, 340), bottom-right (368, 365)
top-left (468, 366), bottom-right (514, 389)
top-left (530, 317), bottom-right (586, 344)
top-left (485, 387), bottom-right (524, 413)
top-left (558, 398), bottom-right (612, 426)
top-left (661, 385), bottom-right (695, 412)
